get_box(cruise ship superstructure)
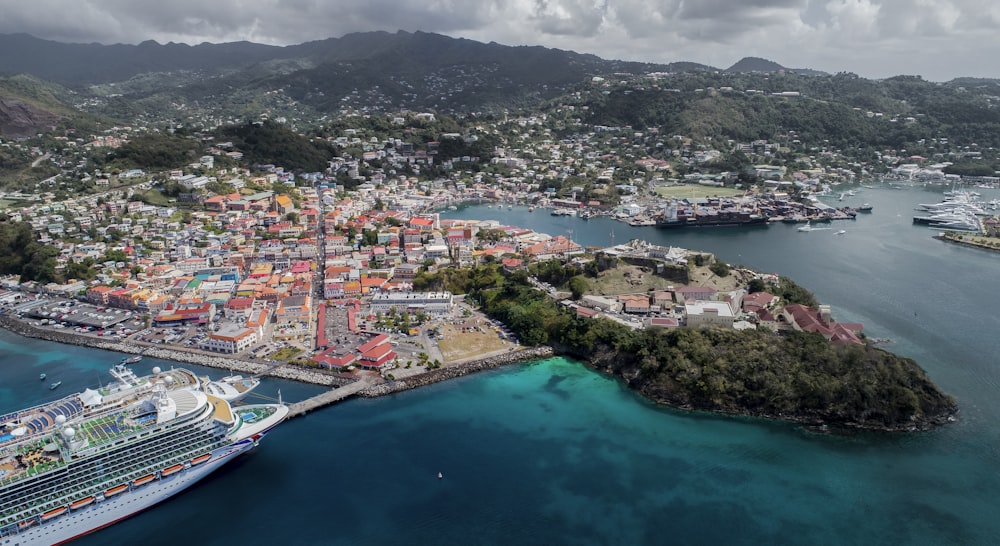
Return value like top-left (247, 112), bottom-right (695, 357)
top-left (0, 365), bottom-right (288, 545)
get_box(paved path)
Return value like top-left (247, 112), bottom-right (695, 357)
top-left (287, 379), bottom-right (371, 417)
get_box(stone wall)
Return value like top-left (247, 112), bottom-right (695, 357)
top-left (360, 346), bottom-right (554, 397)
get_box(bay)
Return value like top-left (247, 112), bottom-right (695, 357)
top-left (2, 183), bottom-right (998, 544)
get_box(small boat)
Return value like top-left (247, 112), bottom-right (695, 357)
top-left (836, 230), bottom-right (847, 235)
top-left (160, 464), bottom-right (184, 477)
top-left (104, 484), bottom-right (128, 497)
top-left (39, 373), bottom-right (46, 381)
top-left (528, 207), bottom-right (534, 212)
top-left (49, 381), bottom-right (62, 390)
top-left (857, 204), bottom-right (873, 212)
top-left (41, 506), bottom-right (67, 521)
top-left (191, 453), bottom-right (211, 466)
top-left (70, 496), bottom-right (95, 510)
top-left (132, 474), bottom-right (155, 487)
top-left (203, 374), bottom-right (260, 403)
top-left (797, 222), bottom-right (813, 232)
top-left (438, 472), bottom-right (443, 480)
top-left (122, 355), bottom-right (142, 364)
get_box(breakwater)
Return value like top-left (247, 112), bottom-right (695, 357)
top-left (0, 316), bottom-right (343, 386)
top-left (360, 346), bottom-right (554, 397)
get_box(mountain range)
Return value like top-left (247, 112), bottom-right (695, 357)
top-left (0, 31), bottom-right (826, 132)
top-left (3, 30), bottom-right (1000, 156)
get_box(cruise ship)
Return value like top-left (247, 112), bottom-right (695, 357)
top-left (0, 365), bottom-right (288, 545)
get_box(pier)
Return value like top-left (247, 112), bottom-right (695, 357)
top-left (287, 380), bottom-right (372, 417)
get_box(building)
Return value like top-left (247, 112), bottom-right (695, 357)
top-left (685, 301), bottom-right (736, 329)
top-left (203, 324), bottom-right (258, 353)
top-left (675, 286), bottom-right (718, 303)
top-left (369, 292), bottom-right (453, 315)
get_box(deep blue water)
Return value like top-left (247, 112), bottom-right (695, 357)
top-left (4, 183), bottom-right (1000, 545)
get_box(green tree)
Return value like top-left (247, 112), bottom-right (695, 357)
top-left (568, 276), bottom-right (589, 300)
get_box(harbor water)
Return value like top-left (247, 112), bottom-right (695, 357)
top-left (2, 183), bottom-right (998, 545)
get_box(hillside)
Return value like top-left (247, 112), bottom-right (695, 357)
top-left (0, 31), bottom-right (709, 116)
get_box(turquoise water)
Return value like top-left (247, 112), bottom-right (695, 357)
top-left (3, 183), bottom-right (999, 544)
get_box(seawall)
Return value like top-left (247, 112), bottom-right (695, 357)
top-left (360, 346), bottom-right (554, 397)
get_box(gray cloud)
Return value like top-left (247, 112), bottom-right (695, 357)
top-left (0, 0), bottom-right (995, 80)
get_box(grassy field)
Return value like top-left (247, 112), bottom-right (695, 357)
top-left (436, 322), bottom-right (509, 362)
top-left (585, 264), bottom-right (678, 296)
top-left (584, 262), bottom-right (750, 297)
top-left (271, 347), bottom-right (304, 362)
top-left (653, 184), bottom-right (746, 199)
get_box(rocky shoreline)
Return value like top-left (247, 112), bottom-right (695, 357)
top-left (933, 233), bottom-right (1000, 254)
top-left (0, 315), bottom-right (556, 399)
top-left (360, 346), bottom-right (555, 397)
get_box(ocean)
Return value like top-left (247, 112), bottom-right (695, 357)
top-left (3, 182), bottom-right (999, 545)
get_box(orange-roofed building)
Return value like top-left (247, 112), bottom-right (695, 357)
top-left (86, 285), bottom-right (113, 305)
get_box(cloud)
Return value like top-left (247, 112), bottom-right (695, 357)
top-left (0, 0), bottom-right (996, 80)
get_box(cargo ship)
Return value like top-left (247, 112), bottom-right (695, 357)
top-left (654, 204), bottom-right (769, 229)
top-left (0, 365), bottom-right (288, 545)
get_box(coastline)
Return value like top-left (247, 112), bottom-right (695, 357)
top-left (934, 233), bottom-right (1000, 254)
top-left (0, 315), bottom-right (555, 399)
top-left (0, 315), bottom-right (343, 386)
top-left (360, 346), bottom-right (554, 397)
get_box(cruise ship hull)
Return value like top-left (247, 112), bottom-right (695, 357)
top-left (12, 428), bottom-right (277, 546)
top-left (4, 400), bottom-right (287, 546)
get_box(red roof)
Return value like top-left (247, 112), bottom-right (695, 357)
top-left (361, 343), bottom-right (393, 360)
top-left (357, 333), bottom-right (390, 353)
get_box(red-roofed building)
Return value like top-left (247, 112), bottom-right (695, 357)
top-left (781, 304), bottom-right (862, 345)
top-left (154, 301), bottom-right (213, 325)
top-left (357, 333), bottom-right (390, 354)
top-left (743, 291), bottom-right (776, 312)
top-left (312, 348), bottom-right (356, 369)
top-left (409, 217), bottom-right (435, 231)
top-left (359, 342), bottom-right (396, 369)
top-left (224, 297), bottom-right (255, 321)
top-left (86, 285), bottom-right (113, 305)
top-left (501, 258), bottom-right (523, 271)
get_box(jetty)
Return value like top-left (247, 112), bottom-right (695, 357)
top-left (288, 380), bottom-right (372, 417)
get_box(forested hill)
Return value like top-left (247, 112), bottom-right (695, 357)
top-left (580, 72), bottom-right (1000, 150)
top-left (416, 264), bottom-right (957, 432)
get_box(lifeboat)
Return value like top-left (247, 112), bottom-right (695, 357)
top-left (70, 496), bottom-right (95, 510)
top-left (105, 484), bottom-right (128, 497)
top-left (191, 453), bottom-right (211, 466)
top-left (160, 464), bottom-right (183, 477)
top-left (132, 474), bottom-right (155, 487)
top-left (41, 506), bottom-right (67, 521)
top-left (18, 518), bottom-right (37, 530)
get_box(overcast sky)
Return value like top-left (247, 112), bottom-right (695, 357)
top-left (0, 0), bottom-right (995, 81)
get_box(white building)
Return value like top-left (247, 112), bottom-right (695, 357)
top-left (202, 324), bottom-right (258, 354)
top-left (685, 301), bottom-right (736, 329)
top-left (369, 292), bottom-right (454, 315)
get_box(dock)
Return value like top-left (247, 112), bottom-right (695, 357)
top-left (287, 379), bottom-right (372, 418)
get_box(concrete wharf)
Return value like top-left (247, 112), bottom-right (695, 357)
top-left (287, 380), bottom-right (371, 417)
